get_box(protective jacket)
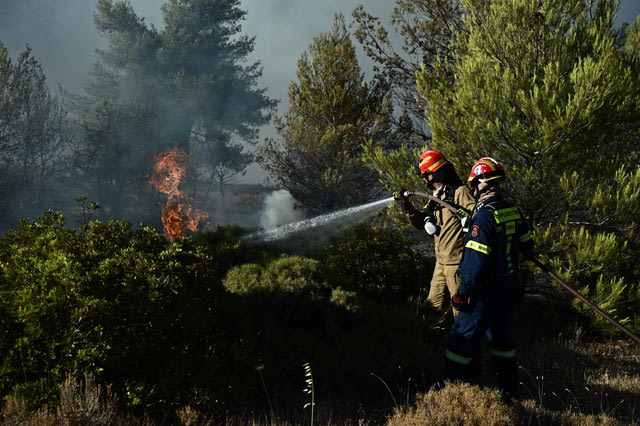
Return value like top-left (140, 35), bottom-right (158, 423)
top-left (403, 184), bottom-right (475, 314)
top-left (445, 191), bottom-right (533, 396)
top-left (457, 194), bottom-right (533, 297)
top-left (406, 184), bottom-right (475, 264)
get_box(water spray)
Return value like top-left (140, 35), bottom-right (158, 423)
top-left (243, 197), bottom-right (394, 243)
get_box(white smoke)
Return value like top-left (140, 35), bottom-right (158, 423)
top-left (259, 189), bottom-right (305, 230)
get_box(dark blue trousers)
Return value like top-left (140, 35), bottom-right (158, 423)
top-left (444, 287), bottom-right (518, 393)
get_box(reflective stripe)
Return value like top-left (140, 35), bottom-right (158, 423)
top-left (420, 157), bottom-right (445, 172)
top-left (490, 348), bottom-right (516, 359)
top-left (505, 221), bottom-right (516, 235)
top-left (493, 207), bottom-right (521, 224)
top-left (520, 231), bottom-right (532, 242)
top-left (466, 240), bottom-right (491, 255)
top-left (446, 350), bottom-right (472, 365)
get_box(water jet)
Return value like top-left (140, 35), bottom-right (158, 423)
top-left (244, 197), bottom-right (394, 246)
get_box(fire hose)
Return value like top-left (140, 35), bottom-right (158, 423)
top-left (402, 189), bottom-right (640, 345)
top-left (524, 253), bottom-right (640, 345)
top-left (406, 190), bottom-right (472, 218)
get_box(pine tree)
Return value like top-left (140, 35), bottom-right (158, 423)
top-left (352, 0), bottom-right (465, 142)
top-left (0, 43), bottom-right (69, 218)
top-left (257, 14), bottom-right (401, 214)
top-left (72, 0), bottom-right (276, 218)
top-left (367, 0), bottom-right (640, 330)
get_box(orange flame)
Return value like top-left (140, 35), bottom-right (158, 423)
top-left (149, 146), bottom-right (209, 242)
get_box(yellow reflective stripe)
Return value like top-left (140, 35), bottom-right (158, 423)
top-left (505, 221), bottom-right (516, 235)
top-left (520, 231), bottom-right (532, 242)
top-left (493, 207), bottom-right (521, 224)
top-left (477, 159), bottom-right (498, 171)
top-left (490, 348), bottom-right (516, 359)
top-left (420, 157), bottom-right (445, 172)
top-left (446, 350), bottom-right (472, 365)
top-left (466, 240), bottom-right (491, 255)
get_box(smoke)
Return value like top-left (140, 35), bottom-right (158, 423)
top-left (259, 189), bottom-right (305, 230)
top-left (0, 0), bottom-right (639, 236)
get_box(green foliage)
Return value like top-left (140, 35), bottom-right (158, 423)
top-left (0, 214), bottom-right (241, 413)
top-left (539, 218), bottom-right (640, 333)
top-left (363, 0), bottom-right (640, 331)
top-left (224, 255), bottom-right (330, 302)
top-left (257, 14), bottom-right (402, 214)
top-left (322, 222), bottom-right (432, 304)
top-left (0, 212), bottom-right (437, 418)
top-left (329, 288), bottom-right (361, 313)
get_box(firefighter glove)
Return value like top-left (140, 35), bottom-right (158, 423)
top-left (424, 216), bottom-right (440, 235)
top-left (393, 188), bottom-right (413, 201)
top-left (394, 189), bottom-right (415, 213)
top-left (460, 216), bottom-right (469, 233)
top-left (451, 293), bottom-right (474, 313)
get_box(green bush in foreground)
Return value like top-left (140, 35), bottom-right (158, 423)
top-left (0, 212), bottom-right (242, 413)
top-left (2, 212), bottom-right (636, 424)
top-left (322, 223), bottom-right (432, 305)
top-left (0, 213), bottom-right (436, 420)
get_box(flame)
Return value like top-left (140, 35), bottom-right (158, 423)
top-left (149, 146), bottom-right (209, 242)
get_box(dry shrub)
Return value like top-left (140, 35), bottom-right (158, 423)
top-left (556, 410), bottom-right (626, 426)
top-left (386, 381), bottom-right (633, 426)
top-left (1, 396), bottom-right (54, 426)
top-left (523, 398), bottom-right (630, 425)
top-left (386, 382), bottom-right (517, 426)
top-left (1, 373), bottom-right (119, 426)
top-left (56, 373), bottom-right (118, 424)
top-left (177, 405), bottom-right (205, 425)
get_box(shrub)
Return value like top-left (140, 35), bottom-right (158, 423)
top-left (223, 263), bottom-right (267, 294)
top-left (0, 214), bottom-right (249, 415)
top-left (322, 222), bottom-right (432, 304)
top-left (224, 255), bottom-right (331, 301)
top-left (387, 382), bottom-right (517, 425)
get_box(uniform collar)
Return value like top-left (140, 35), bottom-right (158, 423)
top-left (477, 191), bottom-right (502, 209)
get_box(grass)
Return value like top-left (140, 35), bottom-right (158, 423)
top-left (2, 334), bottom-right (637, 425)
top-left (1, 292), bottom-right (638, 425)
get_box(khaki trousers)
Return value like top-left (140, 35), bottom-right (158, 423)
top-left (427, 263), bottom-right (462, 316)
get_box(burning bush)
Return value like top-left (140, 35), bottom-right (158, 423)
top-left (148, 146), bottom-right (209, 242)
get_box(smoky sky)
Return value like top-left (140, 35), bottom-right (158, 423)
top-left (1, 0), bottom-right (639, 183)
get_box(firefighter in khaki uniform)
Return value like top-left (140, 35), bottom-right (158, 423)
top-left (446, 157), bottom-right (534, 402)
top-left (395, 150), bottom-right (476, 316)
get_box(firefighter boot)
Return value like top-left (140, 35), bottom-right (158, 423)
top-left (491, 356), bottom-right (519, 403)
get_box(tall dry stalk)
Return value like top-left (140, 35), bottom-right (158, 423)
top-left (303, 362), bottom-right (315, 426)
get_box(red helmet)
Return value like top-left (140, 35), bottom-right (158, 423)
top-left (468, 157), bottom-right (505, 187)
top-left (419, 150), bottom-right (448, 175)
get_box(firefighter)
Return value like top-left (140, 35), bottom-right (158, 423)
top-left (445, 157), bottom-right (534, 401)
top-left (395, 150), bottom-right (476, 316)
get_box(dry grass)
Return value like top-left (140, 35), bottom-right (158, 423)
top-left (1, 373), bottom-right (120, 426)
top-left (386, 382), bottom-right (517, 425)
top-left (385, 381), bottom-right (637, 426)
top-left (1, 332), bottom-right (638, 425)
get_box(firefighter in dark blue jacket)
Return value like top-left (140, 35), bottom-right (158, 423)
top-left (445, 157), bottom-right (534, 401)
